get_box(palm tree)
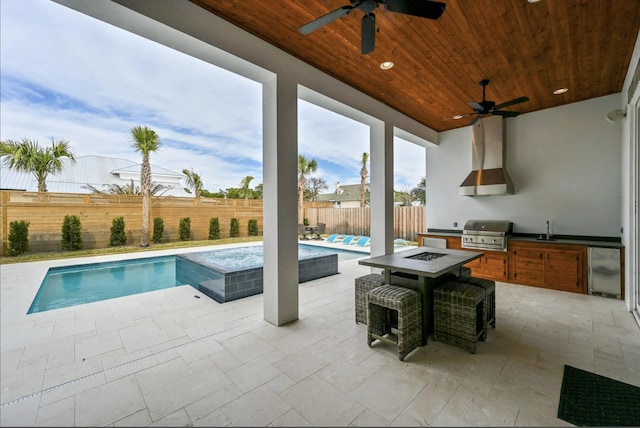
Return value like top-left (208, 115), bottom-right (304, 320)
top-left (0, 137), bottom-right (76, 194)
top-left (182, 167), bottom-right (203, 198)
top-left (130, 125), bottom-right (162, 247)
top-left (238, 175), bottom-right (254, 199)
top-left (297, 154), bottom-right (318, 223)
top-left (360, 152), bottom-right (369, 207)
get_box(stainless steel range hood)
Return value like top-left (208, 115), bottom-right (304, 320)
top-left (459, 115), bottom-right (514, 196)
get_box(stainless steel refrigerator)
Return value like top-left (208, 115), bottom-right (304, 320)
top-left (588, 247), bottom-right (621, 299)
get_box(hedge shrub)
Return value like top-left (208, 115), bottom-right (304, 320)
top-left (153, 217), bottom-right (164, 243)
top-left (179, 217), bottom-right (191, 241)
top-left (229, 218), bottom-right (240, 238)
top-left (8, 220), bottom-right (30, 256)
top-left (109, 216), bottom-right (127, 246)
top-left (61, 215), bottom-right (83, 251)
top-left (248, 219), bottom-right (259, 236)
top-left (208, 217), bottom-right (220, 240)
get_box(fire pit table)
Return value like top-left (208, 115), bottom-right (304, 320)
top-left (358, 246), bottom-right (483, 345)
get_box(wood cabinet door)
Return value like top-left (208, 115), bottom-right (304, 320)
top-left (511, 248), bottom-right (544, 286)
top-left (544, 250), bottom-right (583, 292)
top-left (482, 253), bottom-right (508, 281)
top-left (464, 258), bottom-right (482, 276)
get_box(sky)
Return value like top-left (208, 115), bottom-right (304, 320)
top-left (0, 0), bottom-right (426, 194)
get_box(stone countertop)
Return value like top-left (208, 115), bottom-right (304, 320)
top-left (358, 246), bottom-right (483, 278)
top-left (421, 230), bottom-right (624, 249)
top-left (508, 236), bottom-right (624, 248)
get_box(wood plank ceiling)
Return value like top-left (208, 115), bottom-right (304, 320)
top-left (191, 0), bottom-right (640, 132)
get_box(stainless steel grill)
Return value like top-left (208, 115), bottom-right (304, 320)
top-left (461, 219), bottom-right (513, 252)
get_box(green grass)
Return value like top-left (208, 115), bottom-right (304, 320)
top-left (0, 236), bottom-right (264, 264)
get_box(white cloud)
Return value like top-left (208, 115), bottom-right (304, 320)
top-left (1, 0), bottom-right (425, 194)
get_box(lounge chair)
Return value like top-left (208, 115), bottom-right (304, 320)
top-left (325, 233), bottom-right (343, 243)
top-left (341, 235), bottom-right (357, 245)
top-left (394, 238), bottom-right (409, 246)
top-left (354, 236), bottom-right (371, 247)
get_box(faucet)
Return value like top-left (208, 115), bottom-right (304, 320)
top-left (546, 220), bottom-right (551, 240)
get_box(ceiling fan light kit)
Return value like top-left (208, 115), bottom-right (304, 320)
top-left (299, 0), bottom-right (446, 55)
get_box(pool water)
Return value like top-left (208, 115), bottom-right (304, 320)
top-left (28, 256), bottom-right (178, 314)
top-left (28, 244), bottom-right (364, 314)
top-left (185, 244), bottom-right (362, 270)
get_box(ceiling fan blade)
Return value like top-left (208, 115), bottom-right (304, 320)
top-left (493, 96), bottom-right (529, 111)
top-left (385, 0), bottom-right (446, 20)
top-left (299, 5), bottom-right (354, 35)
top-left (469, 114), bottom-right (482, 126)
top-left (468, 101), bottom-right (483, 112)
top-left (361, 12), bottom-right (376, 55)
top-left (492, 110), bottom-right (520, 117)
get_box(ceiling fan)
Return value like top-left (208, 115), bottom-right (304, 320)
top-left (454, 79), bottom-right (530, 125)
top-left (299, 0), bottom-right (446, 55)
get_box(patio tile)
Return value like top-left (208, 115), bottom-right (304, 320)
top-left (0, 353), bottom-right (47, 403)
top-left (117, 318), bottom-right (187, 354)
top-left (191, 408), bottom-right (231, 427)
top-left (75, 375), bottom-right (146, 426)
top-left (147, 408), bottom-right (191, 427)
top-left (349, 366), bottom-right (428, 422)
top-left (184, 383), bottom-right (243, 422)
top-left (220, 384), bottom-right (291, 426)
top-left (269, 408), bottom-right (313, 426)
top-left (225, 357), bottom-right (283, 393)
top-left (74, 329), bottom-right (123, 361)
top-left (0, 393), bottom-right (40, 427)
top-left (279, 374), bottom-right (365, 426)
top-left (35, 395), bottom-right (75, 427)
top-left (219, 331), bottom-right (279, 364)
top-left (271, 349), bottom-right (330, 383)
top-left (134, 354), bottom-right (231, 422)
top-left (1, 247), bottom-right (638, 427)
top-left (112, 409), bottom-right (152, 426)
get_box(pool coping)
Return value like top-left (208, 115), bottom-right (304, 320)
top-left (0, 240), bottom-right (412, 325)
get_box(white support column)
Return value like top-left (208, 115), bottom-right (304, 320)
top-left (262, 76), bottom-right (299, 326)
top-left (369, 121), bottom-right (395, 257)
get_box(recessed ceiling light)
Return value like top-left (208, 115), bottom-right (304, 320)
top-left (553, 87), bottom-right (569, 95)
top-left (380, 61), bottom-right (394, 70)
top-left (453, 114), bottom-right (464, 120)
top-left (528, 0), bottom-right (541, 3)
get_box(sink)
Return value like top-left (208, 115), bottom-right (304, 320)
top-left (537, 235), bottom-right (557, 241)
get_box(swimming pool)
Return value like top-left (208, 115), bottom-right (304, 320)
top-left (28, 244), bottom-right (364, 313)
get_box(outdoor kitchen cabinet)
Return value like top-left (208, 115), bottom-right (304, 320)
top-left (509, 241), bottom-right (587, 293)
top-left (509, 247), bottom-right (545, 286)
top-left (466, 252), bottom-right (509, 281)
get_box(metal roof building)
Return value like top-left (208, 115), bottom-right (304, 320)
top-left (0, 155), bottom-right (190, 197)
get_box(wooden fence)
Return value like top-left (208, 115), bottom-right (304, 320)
top-left (0, 191), bottom-right (264, 254)
top-left (304, 206), bottom-right (425, 240)
top-left (0, 190), bottom-right (425, 255)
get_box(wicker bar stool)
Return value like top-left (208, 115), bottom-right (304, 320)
top-left (455, 276), bottom-right (496, 336)
top-left (433, 281), bottom-right (487, 354)
top-left (355, 273), bottom-right (386, 324)
top-left (367, 284), bottom-right (422, 361)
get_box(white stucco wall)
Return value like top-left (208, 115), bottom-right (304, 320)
top-left (426, 93), bottom-right (622, 237)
